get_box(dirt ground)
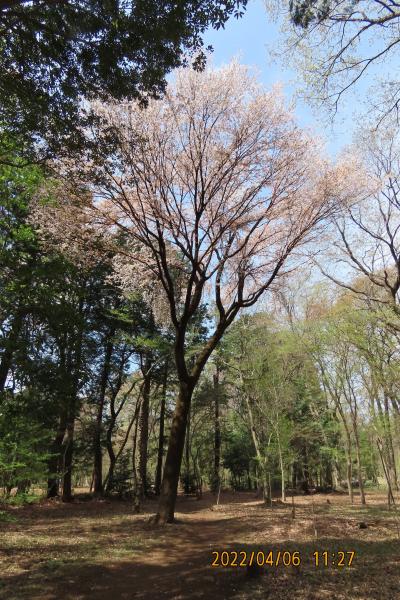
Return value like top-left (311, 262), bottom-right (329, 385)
top-left (1, 490), bottom-right (399, 600)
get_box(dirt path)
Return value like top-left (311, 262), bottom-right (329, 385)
top-left (1, 491), bottom-right (400, 599)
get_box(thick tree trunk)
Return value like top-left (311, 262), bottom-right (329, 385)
top-left (184, 406), bottom-right (191, 493)
top-left (153, 320), bottom-right (227, 523)
top-left (47, 474), bottom-right (60, 499)
top-left (155, 380), bottom-right (194, 523)
top-left (93, 339), bottom-right (114, 495)
top-left (155, 365), bottom-right (168, 496)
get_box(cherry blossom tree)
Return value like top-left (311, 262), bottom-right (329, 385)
top-left (43, 62), bottom-right (363, 523)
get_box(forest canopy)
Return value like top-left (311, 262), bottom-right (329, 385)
top-left (0, 0), bottom-right (248, 157)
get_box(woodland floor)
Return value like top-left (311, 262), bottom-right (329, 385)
top-left (0, 489), bottom-right (399, 600)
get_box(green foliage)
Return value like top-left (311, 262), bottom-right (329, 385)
top-left (0, 510), bottom-right (18, 522)
top-left (220, 313), bottom-right (342, 492)
top-left (0, 394), bottom-right (51, 495)
top-left (0, 0), bottom-right (248, 156)
top-left (107, 450), bottom-right (133, 498)
top-left (223, 418), bottom-right (253, 489)
top-left (2, 492), bottom-right (41, 506)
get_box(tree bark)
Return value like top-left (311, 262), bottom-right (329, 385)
top-left (184, 405), bottom-right (191, 493)
top-left (344, 426), bottom-right (354, 504)
top-left (153, 322), bottom-right (227, 523)
top-left (132, 407), bottom-right (141, 512)
top-left (105, 433), bottom-right (116, 493)
top-left (154, 379), bottom-right (194, 523)
top-left (138, 356), bottom-right (152, 498)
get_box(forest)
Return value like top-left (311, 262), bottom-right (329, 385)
top-left (1, 2), bottom-right (400, 600)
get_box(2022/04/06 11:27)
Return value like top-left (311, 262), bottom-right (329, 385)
top-left (210, 549), bottom-right (356, 568)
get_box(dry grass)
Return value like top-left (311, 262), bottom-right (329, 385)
top-left (1, 490), bottom-right (399, 599)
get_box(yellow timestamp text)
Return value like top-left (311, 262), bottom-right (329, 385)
top-left (211, 550), bottom-right (301, 567)
top-left (210, 550), bottom-right (356, 568)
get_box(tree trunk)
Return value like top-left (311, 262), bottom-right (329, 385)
top-left (155, 380), bottom-right (194, 523)
top-left (384, 394), bottom-right (399, 491)
top-left (353, 425), bottom-right (366, 504)
top-left (183, 405), bottom-right (191, 494)
top-left (93, 339), bottom-right (114, 496)
top-left (62, 412), bottom-right (75, 501)
top-left (61, 297), bottom-right (84, 502)
top-left (213, 366), bottom-right (221, 493)
top-left (138, 357), bottom-right (152, 498)
top-left (105, 426), bottom-right (116, 493)
top-left (155, 364), bottom-right (168, 496)
top-left (377, 437), bottom-right (396, 508)
top-left (132, 408), bottom-right (141, 512)
top-left (344, 427), bottom-right (354, 504)
top-left (276, 427), bottom-right (286, 502)
top-left (336, 404), bottom-right (354, 503)
top-left (244, 394), bottom-right (270, 504)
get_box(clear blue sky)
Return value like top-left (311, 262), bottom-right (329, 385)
top-left (203, 0), bottom-right (356, 157)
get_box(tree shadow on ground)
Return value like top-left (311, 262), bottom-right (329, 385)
top-left (2, 534), bottom-right (399, 600)
top-left (1, 492), bottom-right (399, 600)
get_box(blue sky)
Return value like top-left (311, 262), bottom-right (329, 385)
top-left (203, 0), bottom-right (357, 157)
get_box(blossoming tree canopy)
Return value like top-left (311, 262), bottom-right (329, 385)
top-left (45, 61), bottom-right (365, 522)
top-left (60, 63), bottom-right (357, 318)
